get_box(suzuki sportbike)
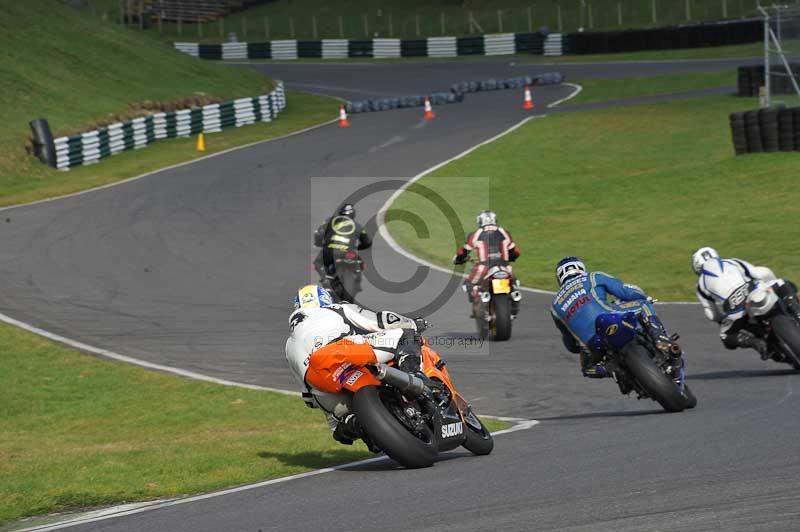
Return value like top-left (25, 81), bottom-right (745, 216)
top-left (593, 311), bottom-right (697, 413)
top-left (734, 279), bottom-right (800, 368)
top-left (304, 329), bottom-right (494, 468)
top-left (469, 263), bottom-right (522, 342)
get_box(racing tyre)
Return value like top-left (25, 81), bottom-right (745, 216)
top-left (682, 384), bottom-right (698, 409)
top-left (490, 294), bottom-right (512, 342)
top-left (461, 410), bottom-right (494, 456)
top-left (771, 315), bottom-right (800, 370)
top-left (353, 386), bottom-right (437, 468)
top-left (623, 344), bottom-right (685, 413)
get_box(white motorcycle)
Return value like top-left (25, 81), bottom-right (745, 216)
top-left (737, 279), bottom-right (800, 368)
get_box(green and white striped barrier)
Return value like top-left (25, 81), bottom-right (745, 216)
top-left (53, 82), bottom-right (286, 171)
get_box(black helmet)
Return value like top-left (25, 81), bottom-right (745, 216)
top-left (339, 203), bottom-right (355, 218)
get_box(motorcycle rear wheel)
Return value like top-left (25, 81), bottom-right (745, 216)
top-left (623, 344), bottom-right (685, 413)
top-left (490, 294), bottom-right (512, 342)
top-left (772, 315), bottom-right (800, 370)
top-left (353, 386), bottom-right (437, 468)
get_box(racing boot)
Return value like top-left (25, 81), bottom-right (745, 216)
top-left (735, 330), bottom-right (770, 360)
top-left (332, 413), bottom-right (361, 445)
top-left (463, 282), bottom-right (477, 318)
top-left (581, 349), bottom-right (610, 379)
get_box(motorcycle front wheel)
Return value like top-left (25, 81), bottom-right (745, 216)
top-left (353, 386), bottom-right (437, 468)
top-left (461, 410), bottom-right (494, 456)
top-left (771, 315), bottom-right (800, 369)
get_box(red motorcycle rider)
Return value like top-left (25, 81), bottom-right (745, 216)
top-left (453, 210), bottom-right (520, 312)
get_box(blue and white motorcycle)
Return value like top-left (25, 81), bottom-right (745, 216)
top-left (592, 311), bottom-right (697, 413)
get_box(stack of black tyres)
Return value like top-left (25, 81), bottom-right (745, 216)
top-left (795, 108), bottom-right (800, 149)
top-left (731, 106), bottom-right (800, 155)
top-left (759, 107), bottom-right (780, 152)
top-left (744, 110), bottom-right (763, 153)
top-left (729, 112), bottom-right (747, 155)
top-left (737, 64), bottom-right (800, 97)
top-left (779, 107), bottom-right (795, 151)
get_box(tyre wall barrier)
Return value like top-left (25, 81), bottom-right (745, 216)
top-left (174, 19), bottom-right (761, 61)
top-left (175, 32), bottom-right (555, 60)
top-left (730, 105), bottom-right (800, 155)
top-left (343, 72), bottom-right (565, 115)
top-left (737, 64), bottom-right (800, 97)
top-left (50, 82), bottom-right (286, 171)
top-left (567, 18), bottom-right (762, 55)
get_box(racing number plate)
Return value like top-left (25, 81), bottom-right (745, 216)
top-left (491, 278), bottom-right (511, 294)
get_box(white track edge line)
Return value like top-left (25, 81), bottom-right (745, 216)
top-left (376, 84), bottom-right (697, 305)
top-left (0, 312), bottom-right (299, 396)
top-left (547, 83), bottom-right (582, 107)
top-left (15, 417), bottom-right (538, 532)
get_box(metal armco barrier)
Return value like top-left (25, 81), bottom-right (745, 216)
top-left (51, 83), bottom-right (286, 171)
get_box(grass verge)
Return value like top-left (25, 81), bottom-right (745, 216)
top-left (386, 89), bottom-right (799, 301)
top-left (0, 90), bottom-right (337, 207)
top-left (0, 321), bottom-right (509, 525)
top-left (567, 70), bottom-right (736, 105)
top-left (0, 1), bottom-right (340, 206)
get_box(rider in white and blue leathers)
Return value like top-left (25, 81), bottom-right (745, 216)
top-left (551, 257), bottom-right (659, 378)
top-left (690, 246), bottom-right (798, 360)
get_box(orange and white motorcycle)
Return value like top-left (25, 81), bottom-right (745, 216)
top-left (305, 331), bottom-right (494, 469)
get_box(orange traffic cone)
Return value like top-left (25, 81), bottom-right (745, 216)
top-left (196, 132), bottom-right (206, 152)
top-left (423, 97), bottom-right (435, 120)
top-left (523, 85), bottom-right (535, 110)
top-left (338, 105), bottom-right (351, 128)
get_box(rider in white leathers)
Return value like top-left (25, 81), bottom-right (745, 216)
top-left (691, 246), bottom-right (792, 359)
top-left (285, 284), bottom-right (426, 444)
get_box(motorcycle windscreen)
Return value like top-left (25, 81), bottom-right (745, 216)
top-left (306, 339), bottom-right (380, 393)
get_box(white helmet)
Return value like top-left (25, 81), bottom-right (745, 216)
top-left (476, 210), bottom-right (497, 228)
top-left (293, 284), bottom-right (334, 310)
top-left (556, 256), bottom-right (587, 286)
top-left (691, 247), bottom-right (719, 275)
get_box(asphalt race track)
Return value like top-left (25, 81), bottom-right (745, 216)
top-left (4, 58), bottom-right (799, 531)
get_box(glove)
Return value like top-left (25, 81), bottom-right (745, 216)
top-left (413, 317), bottom-right (432, 333)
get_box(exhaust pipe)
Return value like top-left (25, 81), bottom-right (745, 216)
top-left (371, 363), bottom-right (429, 397)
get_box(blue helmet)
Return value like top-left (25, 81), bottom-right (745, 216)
top-left (555, 257), bottom-right (587, 286)
top-left (293, 284), bottom-right (334, 310)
